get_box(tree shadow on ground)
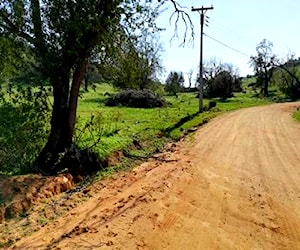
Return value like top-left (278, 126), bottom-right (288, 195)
top-left (163, 111), bottom-right (200, 135)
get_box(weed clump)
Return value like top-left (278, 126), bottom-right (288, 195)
top-left (105, 89), bottom-right (168, 108)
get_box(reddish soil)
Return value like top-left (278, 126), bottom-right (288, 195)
top-left (1, 102), bottom-right (300, 249)
top-left (0, 174), bottom-right (74, 223)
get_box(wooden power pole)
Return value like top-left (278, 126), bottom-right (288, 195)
top-left (192, 6), bottom-right (214, 113)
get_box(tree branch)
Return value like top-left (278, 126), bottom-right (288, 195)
top-left (31, 0), bottom-right (47, 55)
top-left (0, 10), bottom-right (35, 45)
top-left (168, 0), bottom-right (194, 46)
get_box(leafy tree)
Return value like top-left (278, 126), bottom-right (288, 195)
top-left (206, 70), bottom-right (241, 99)
top-left (250, 39), bottom-right (277, 97)
top-left (98, 19), bottom-right (164, 90)
top-left (0, 0), bottom-right (193, 174)
top-left (203, 59), bottom-right (241, 99)
top-left (83, 61), bottom-right (102, 92)
top-left (0, 0), bottom-right (140, 174)
top-left (165, 71), bottom-right (184, 95)
top-left (0, 36), bottom-right (33, 81)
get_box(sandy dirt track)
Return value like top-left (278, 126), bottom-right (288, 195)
top-left (13, 103), bottom-right (300, 250)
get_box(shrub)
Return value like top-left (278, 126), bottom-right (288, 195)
top-left (105, 89), bottom-right (168, 108)
top-left (0, 84), bottom-right (51, 175)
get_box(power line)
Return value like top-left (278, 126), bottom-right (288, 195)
top-left (204, 33), bottom-right (250, 58)
top-left (208, 19), bottom-right (252, 43)
top-left (207, 20), bottom-right (245, 43)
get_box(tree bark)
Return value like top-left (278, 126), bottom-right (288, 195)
top-left (67, 57), bottom-right (88, 145)
top-left (33, 70), bottom-right (71, 174)
top-left (33, 57), bottom-right (88, 175)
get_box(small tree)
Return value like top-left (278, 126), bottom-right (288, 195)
top-left (99, 25), bottom-right (163, 90)
top-left (165, 71), bottom-right (185, 95)
top-left (250, 39), bottom-right (277, 97)
top-left (203, 59), bottom-right (241, 99)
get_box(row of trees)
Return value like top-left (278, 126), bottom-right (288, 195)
top-left (164, 59), bottom-right (241, 99)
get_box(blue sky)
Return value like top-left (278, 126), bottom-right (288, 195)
top-left (157, 0), bottom-right (300, 83)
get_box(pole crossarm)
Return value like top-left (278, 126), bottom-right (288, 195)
top-left (191, 6), bottom-right (214, 12)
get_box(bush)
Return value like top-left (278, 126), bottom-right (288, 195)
top-left (0, 84), bottom-right (51, 175)
top-left (105, 89), bottom-right (168, 108)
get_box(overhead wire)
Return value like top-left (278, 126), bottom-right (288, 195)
top-left (207, 18), bottom-right (254, 45)
top-left (207, 21), bottom-right (245, 43)
top-left (204, 33), bottom-right (250, 58)
top-left (201, 12), bottom-right (254, 59)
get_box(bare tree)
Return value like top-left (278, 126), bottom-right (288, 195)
top-left (250, 39), bottom-right (277, 97)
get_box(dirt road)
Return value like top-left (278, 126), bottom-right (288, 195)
top-left (13, 103), bottom-right (300, 249)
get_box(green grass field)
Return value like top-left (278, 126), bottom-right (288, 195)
top-left (0, 82), bottom-right (272, 176)
top-left (76, 84), bottom-right (271, 161)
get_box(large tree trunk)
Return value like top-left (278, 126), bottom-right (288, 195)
top-left (33, 58), bottom-right (87, 175)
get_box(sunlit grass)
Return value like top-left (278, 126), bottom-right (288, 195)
top-left (76, 84), bottom-right (271, 159)
top-left (294, 108), bottom-right (300, 122)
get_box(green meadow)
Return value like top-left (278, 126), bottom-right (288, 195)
top-left (76, 84), bottom-right (270, 161)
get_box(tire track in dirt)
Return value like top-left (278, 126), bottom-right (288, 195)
top-left (12, 102), bottom-right (300, 250)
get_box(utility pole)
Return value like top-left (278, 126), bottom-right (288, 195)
top-left (192, 6), bottom-right (213, 113)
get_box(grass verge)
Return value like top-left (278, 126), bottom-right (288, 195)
top-left (294, 108), bottom-right (300, 122)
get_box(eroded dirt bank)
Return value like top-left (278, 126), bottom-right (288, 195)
top-left (10, 102), bottom-right (300, 249)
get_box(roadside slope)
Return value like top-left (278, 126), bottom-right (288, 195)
top-left (13, 102), bottom-right (300, 249)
